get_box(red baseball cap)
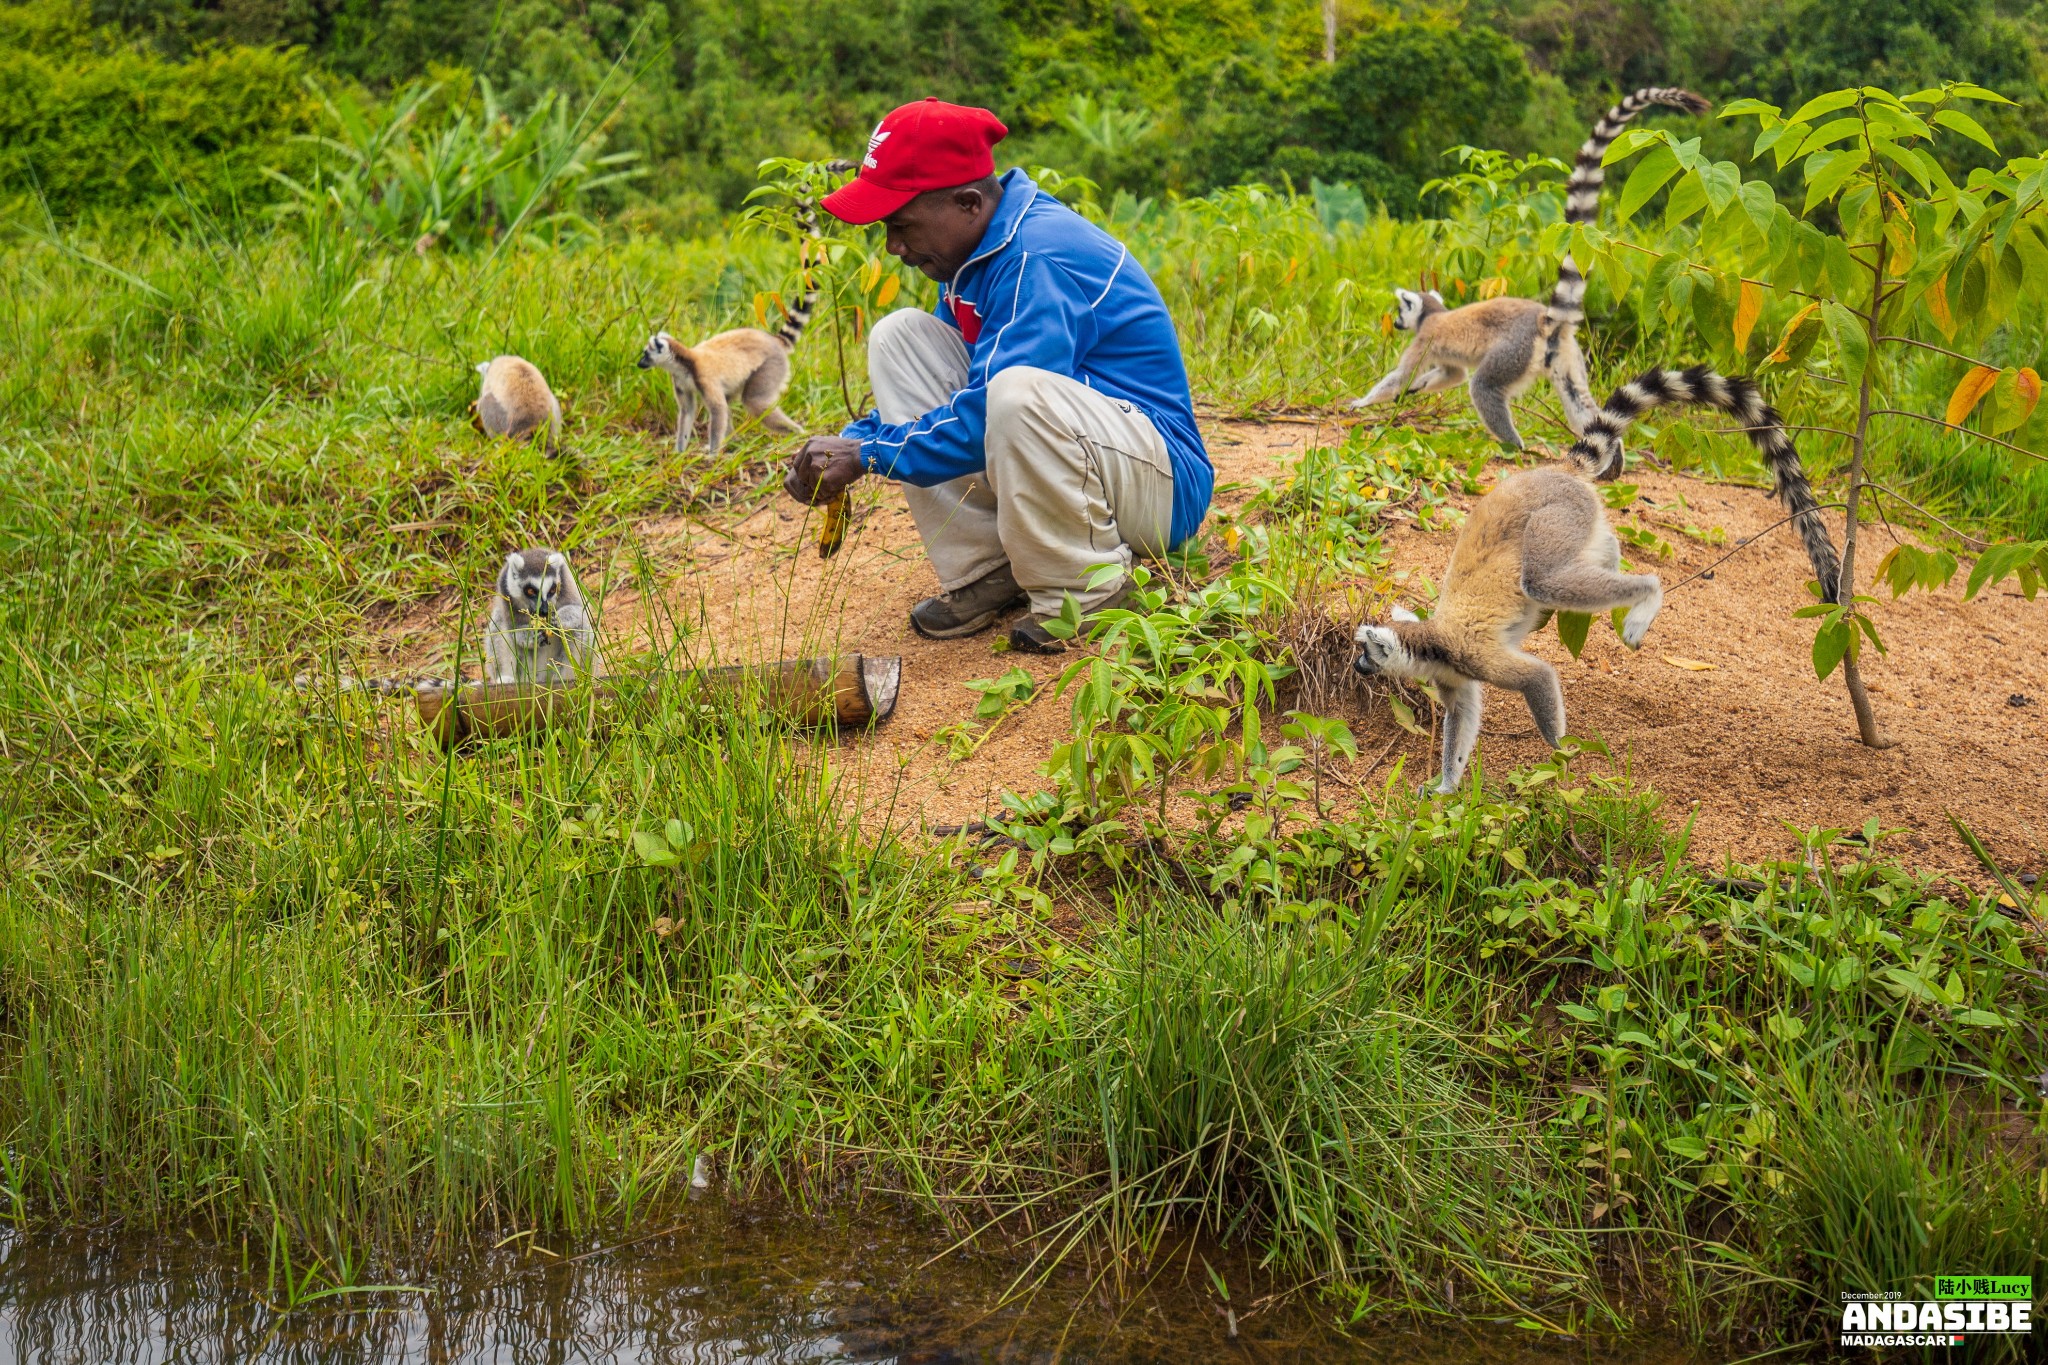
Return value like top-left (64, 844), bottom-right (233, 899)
top-left (821, 97), bottom-right (1009, 225)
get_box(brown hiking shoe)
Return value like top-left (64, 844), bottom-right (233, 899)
top-left (909, 564), bottom-right (1027, 639)
top-left (1007, 578), bottom-right (1138, 655)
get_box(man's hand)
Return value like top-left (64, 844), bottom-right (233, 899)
top-left (784, 436), bottom-right (865, 506)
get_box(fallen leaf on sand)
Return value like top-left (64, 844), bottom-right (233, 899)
top-left (1663, 656), bottom-right (1716, 672)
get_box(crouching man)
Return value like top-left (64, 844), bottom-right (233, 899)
top-left (783, 97), bottom-right (1212, 653)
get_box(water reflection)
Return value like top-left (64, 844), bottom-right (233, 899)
top-left (0, 1204), bottom-right (1703, 1363)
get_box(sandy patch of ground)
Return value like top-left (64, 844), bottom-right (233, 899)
top-left (396, 413), bottom-right (2048, 881)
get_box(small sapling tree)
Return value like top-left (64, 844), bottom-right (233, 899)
top-left (1568, 82), bottom-right (2048, 747)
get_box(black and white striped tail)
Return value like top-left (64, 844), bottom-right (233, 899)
top-left (775, 161), bottom-right (858, 349)
top-left (1547, 86), bottom-right (1712, 328)
top-left (1567, 365), bottom-right (1843, 602)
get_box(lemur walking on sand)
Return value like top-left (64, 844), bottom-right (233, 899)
top-left (1350, 87), bottom-right (1712, 450)
top-left (1354, 365), bottom-right (1840, 793)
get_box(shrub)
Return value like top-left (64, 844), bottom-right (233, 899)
top-left (0, 0), bottom-right (316, 221)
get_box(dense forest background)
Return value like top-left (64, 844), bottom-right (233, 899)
top-left (5, 0), bottom-right (2048, 228)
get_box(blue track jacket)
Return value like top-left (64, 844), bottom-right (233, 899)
top-left (841, 169), bottom-right (1213, 547)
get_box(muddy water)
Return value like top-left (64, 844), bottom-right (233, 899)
top-left (0, 1204), bottom-right (1708, 1363)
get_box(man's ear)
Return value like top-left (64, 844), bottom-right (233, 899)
top-left (1391, 604), bottom-right (1420, 623)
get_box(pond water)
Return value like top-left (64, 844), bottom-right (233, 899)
top-left (0, 1203), bottom-right (1712, 1363)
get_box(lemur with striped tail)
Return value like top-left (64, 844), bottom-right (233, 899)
top-left (1353, 365), bottom-right (1840, 792)
top-left (1350, 87), bottom-right (1712, 450)
top-left (638, 162), bottom-right (857, 457)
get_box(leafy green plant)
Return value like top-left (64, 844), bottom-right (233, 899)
top-left (1580, 80), bottom-right (2048, 746)
top-left (271, 75), bottom-right (644, 252)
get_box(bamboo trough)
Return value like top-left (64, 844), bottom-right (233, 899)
top-left (412, 655), bottom-right (902, 746)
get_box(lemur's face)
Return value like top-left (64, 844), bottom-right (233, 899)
top-left (1391, 289), bottom-right (1442, 332)
top-left (636, 333), bottom-right (678, 371)
top-left (1353, 606), bottom-right (1423, 678)
top-left (1352, 624), bottom-right (1408, 678)
top-left (501, 551), bottom-right (569, 616)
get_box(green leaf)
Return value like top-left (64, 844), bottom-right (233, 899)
top-left (1804, 147), bottom-right (1870, 212)
top-left (1787, 89), bottom-right (1861, 125)
top-left (1873, 138), bottom-right (1934, 195)
top-left (1555, 610), bottom-right (1592, 659)
top-left (1700, 161), bottom-right (1742, 217)
top-left (1953, 1009), bottom-right (2011, 1028)
top-left (1821, 301), bottom-right (1869, 383)
top-left (1753, 121), bottom-right (1799, 162)
top-left (1718, 98), bottom-right (1780, 118)
top-left (1664, 1136), bottom-right (1711, 1160)
top-left (1932, 108), bottom-right (1997, 152)
top-left (633, 830), bottom-right (680, 867)
top-left (1944, 82), bottom-right (2016, 105)
top-left (1823, 235), bottom-right (1861, 302)
top-left (1764, 1011), bottom-right (1807, 1042)
top-left (1963, 542), bottom-right (2048, 600)
top-left (1811, 619), bottom-right (1852, 680)
top-left (1773, 952), bottom-right (1817, 987)
top-left (1664, 172), bottom-right (1710, 227)
top-left (1617, 145), bottom-right (1680, 224)
top-left (1796, 117), bottom-right (1865, 155)
top-left (1738, 179), bottom-right (1777, 237)
top-left (1558, 1003), bottom-right (1600, 1024)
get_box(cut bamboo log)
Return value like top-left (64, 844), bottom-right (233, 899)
top-left (414, 655), bottom-right (901, 746)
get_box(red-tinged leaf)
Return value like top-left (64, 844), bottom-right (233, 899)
top-left (1732, 280), bottom-right (1763, 354)
top-left (1922, 276), bottom-right (1955, 337)
top-left (1946, 365), bottom-right (2000, 426)
top-left (1990, 366), bottom-right (2037, 433)
top-left (1767, 301), bottom-right (1823, 363)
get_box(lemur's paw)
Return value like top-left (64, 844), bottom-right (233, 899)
top-left (1620, 597), bottom-right (1663, 649)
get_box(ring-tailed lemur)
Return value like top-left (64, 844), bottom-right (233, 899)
top-left (484, 547), bottom-right (596, 685)
top-left (471, 356), bottom-right (562, 452)
top-left (638, 162), bottom-right (856, 457)
top-left (1350, 87), bottom-right (1712, 449)
top-left (1353, 363), bottom-right (1841, 792)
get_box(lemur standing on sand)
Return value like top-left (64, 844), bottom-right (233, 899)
top-left (1353, 365), bottom-right (1842, 793)
top-left (471, 355), bottom-right (563, 452)
top-left (484, 547), bottom-right (596, 685)
top-left (1350, 87), bottom-right (1712, 449)
top-left (638, 165), bottom-right (856, 458)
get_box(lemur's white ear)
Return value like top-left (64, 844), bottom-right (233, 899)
top-left (476, 360), bottom-right (492, 375)
top-left (1427, 289), bottom-right (1445, 305)
top-left (1391, 604), bottom-right (1420, 623)
top-left (545, 552), bottom-right (567, 571)
top-left (504, 552), bottom-right (523, 575)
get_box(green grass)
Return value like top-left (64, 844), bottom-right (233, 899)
top-left (0, 200), bottom-right (2043, 1354)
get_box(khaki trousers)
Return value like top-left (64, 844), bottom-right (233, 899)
top-left (867, 307), bottom-right (1175, 616)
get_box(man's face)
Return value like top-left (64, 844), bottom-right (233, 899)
top-left (881, 185), bottom-right (999, 282)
